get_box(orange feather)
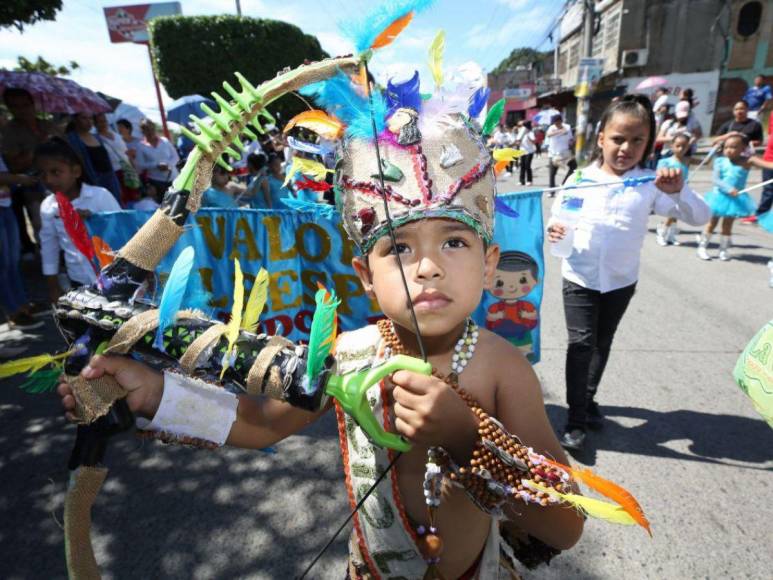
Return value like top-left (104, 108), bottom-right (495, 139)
top-left (494, 159), bottom-right (509, 175)
top-left (283, 110), bottom-right (344, 140)
top-left (92, 236), bottom-right (114, 268)
top-left (370, 11), bottom-right (414, 49)
top-left (543, 458), bottom-right (651, 536)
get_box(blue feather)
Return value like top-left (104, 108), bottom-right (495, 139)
top-left (494, 197), bottom-right (520, 219)
top-left (154, 246), bottom-right (195, 352)
top-left (468, 87), bottom-right (490, 119)
top-left (281, 197), bottom-right (339, 219)
top-left (182, 269), bottom-right (213, 315)
top-left (338, 0), bottom-right (435, 53)
top-left (301, 72), bottom-right (387, 139)
top-left (386, 71), bottom-right (422, 114)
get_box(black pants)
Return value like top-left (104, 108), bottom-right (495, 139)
top-left (549, 158), bottom-right (577, 189)
top-left (563, 279), bottom-right (636, 430)
top-left (756, 168), bottom-right (773, 215)
top-left (519, 153), bottom-right (533, 185)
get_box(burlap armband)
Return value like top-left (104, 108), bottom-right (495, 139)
top-left (68, 373), bottom-right (127, 425)
top-left (246, 335), bottom-right (292, 400)
top-left (64, 466), bottom-right (108, 580)
top-left (117, 211), bottom-right (183, 271)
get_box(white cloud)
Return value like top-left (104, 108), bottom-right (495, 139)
top-left (316, 31), bottom-right (354, 57)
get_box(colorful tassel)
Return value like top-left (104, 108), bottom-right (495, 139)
top-left (0, 350), bottom-right (73, 379)
top-left (468, 87), bottom-right (490, 119)
top-left (241, 268), bottom-right (269, 334)
top-left (55, 193), bottom-right (97, 273)
top-left (428, 30), bottom-right (445, 88)
top-left (386, 71), bottom-right (422, 114)
top-left (92, 236), bottom-right (114, 268)
top-left (306, 283), bottom-right (340, 384)
top-left (283, 110), bottom-right (344, 140)
top-left (542, 459), bottom-right (651, 535)
top-left (481, 98), bottom-right (505, 136)
top-left (525, 481), bottom-right (640, 527)
top-left (154, 247), bottom-right (195, 352)
top-left (19, 368), bottom-right (62, 394)
top-left (280, 197), bottom-right (339, 219)
top-left (339, 0), bottom-right (433, 53)
top-left (283, 157), bottom-right (333, 187)
top-left (493, 148), bottom-right (525, 162)
top-left (220, 259), bottom-right (245, 380)
top-left (296, 177), bottom-right (333, 192)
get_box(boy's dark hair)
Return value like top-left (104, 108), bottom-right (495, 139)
top-left (116, 118), bottom-right (132, 132)
top-left (551, 114), bottom-right (562, 124)
top-left (591, 94), bottom-right (656, 169)
top-left (247, 152), bottom-right (267, 171)
top-left (496, 251), bottom-right (539, 280)
top-left (3, 87), bottom-right (33, 105)
top-left (34, 137), bottom-right (90, 186)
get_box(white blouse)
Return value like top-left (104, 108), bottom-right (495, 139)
top-left (549, 164), bottom-right (710, 292)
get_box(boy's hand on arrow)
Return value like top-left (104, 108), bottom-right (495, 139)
top-left (391, 370), bottom-right (478, 461)
top-left (57, 355), bottom-right (164, 421)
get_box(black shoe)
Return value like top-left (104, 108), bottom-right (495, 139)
top-left (560, 428), bottom-right (586, 450)
top-left (586, 401), bottom-right (604, 430)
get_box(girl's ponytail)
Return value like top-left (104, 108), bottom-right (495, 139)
top-left (590, 94), bottom-right (656, 169)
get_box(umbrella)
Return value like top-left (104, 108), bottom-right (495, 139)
top-left (635, 76), bottom-right (669, 91)
top-left (0, 70), bottom-right (111, 114)
top-left (167, 94), bottom-right (216, 125)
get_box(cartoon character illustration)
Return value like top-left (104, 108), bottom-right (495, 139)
top-left (486, 251), bottom-right (540, 362)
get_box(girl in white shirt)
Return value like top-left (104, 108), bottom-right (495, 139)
top-left (35, 139), bottom-right (121, 303)
top-left (546, 95), bottom-right (710, 450)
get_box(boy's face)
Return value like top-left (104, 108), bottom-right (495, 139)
top-left (491, 268), bottom-right (537, 301)
top-left (352, 219), bottom-right (499, 337)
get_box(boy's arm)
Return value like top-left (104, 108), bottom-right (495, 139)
top-left (491, 338), bottom-right (584, 550)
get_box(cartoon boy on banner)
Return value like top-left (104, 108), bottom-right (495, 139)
top-left (485, 251), bottom-right (540, 362)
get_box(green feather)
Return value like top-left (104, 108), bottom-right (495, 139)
top-left (19, 368), bottom-right (62, 394)
top-left (481, 98), bottom-right (506, 137)
top-left (306, 285), bottom-right (340, 383)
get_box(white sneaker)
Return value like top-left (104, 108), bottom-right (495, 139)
top-left (697, 245), bottom-right (711, 260)
top-left (656, 224), bottom-right (668, 246)
top-left (718, 249), bottom-right (730, 261)
top-left (666, 225), bottom-right (681, 246)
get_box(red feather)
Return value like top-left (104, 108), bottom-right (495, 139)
top-left (55, 193), bottom-right (97, 270)
top-left (297, 177), bottom-right (333, 192)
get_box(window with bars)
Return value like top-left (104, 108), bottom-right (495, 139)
top-left (604, 5), bottom-right (621, 50)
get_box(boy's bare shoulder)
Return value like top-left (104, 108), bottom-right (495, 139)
top-left (477, 327), bottom-right (539, 386)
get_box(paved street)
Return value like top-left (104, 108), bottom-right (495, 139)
top-left (1, 156), bottom-right (771, 579)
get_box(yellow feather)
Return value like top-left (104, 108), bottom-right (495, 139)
top-left (526, 481), bottom-right (638, 527)
top-left (220, 259), bottom-right (244, 380)
top-left (428, 30), bottom-right (445, 88)
top-left (241, 268), bottom-right (269, 333)
top-left (493, 148), bottom-right (526, 162)
top-left (283, 157), bottom-right (333, 187)
top-left (0, 350), bottom-right (73, 379)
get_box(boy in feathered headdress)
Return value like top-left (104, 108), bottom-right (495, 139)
top-left (59, 73), bottom-right (585, 576)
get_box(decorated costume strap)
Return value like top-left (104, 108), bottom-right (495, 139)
top-left (136, 371), bottom-right (238, 446)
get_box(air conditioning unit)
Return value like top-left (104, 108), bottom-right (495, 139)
top-left (622, 49), bottom-right (648, 68)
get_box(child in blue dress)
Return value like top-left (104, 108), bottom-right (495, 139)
top-left (655, 133), bottom-right (692, 246)
top-left (698, 134), bottom-right (773, 261)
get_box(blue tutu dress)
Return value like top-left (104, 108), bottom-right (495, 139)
top-left (703, 157), bottom-right (757, 217)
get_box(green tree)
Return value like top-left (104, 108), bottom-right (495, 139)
top-left (1, 0), bottom-right (62, 31)
top-left (149, 15), bottom-right (328, 121)
top-left (14, 55), bottom-right (80, 76)
top-left (492, 48), bottom-right (551, 76)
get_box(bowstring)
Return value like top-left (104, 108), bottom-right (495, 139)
top-left (297, 60), bottom-right (428, 579)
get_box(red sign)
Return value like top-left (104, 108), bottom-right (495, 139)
top-left (104, 2), bottom-right (181, 44)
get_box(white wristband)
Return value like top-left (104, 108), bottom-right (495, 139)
top-left (136, 371), bottom-right (238, 446)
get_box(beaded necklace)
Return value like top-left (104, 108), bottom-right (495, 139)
top-left (376, 319), bottom-right (570, 577)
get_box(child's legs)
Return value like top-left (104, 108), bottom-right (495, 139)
top-left (562, 279), bottom-right (600, 429)
top-left (705, 216), bottom-right (720, 234)
top-left (721, 217), bottom-right (734, 236)
top-left (524, 153), bottom-right (533, 182)
top-left (587, 282), bottom-right (637, 400)
top-left (549, 162), bottom-right (559, 188)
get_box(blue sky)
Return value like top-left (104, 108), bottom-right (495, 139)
top-left (0, 0), bottom-right (564, 120)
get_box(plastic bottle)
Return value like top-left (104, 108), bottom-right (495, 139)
top-left (550, 194), bottom-right (584, 259)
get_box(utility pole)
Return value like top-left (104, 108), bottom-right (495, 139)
top-left (235, 0), bottom-right (242, 16)
top-left (574, 0), bottom-right (595, 164)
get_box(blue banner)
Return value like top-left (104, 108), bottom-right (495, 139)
top-left (87, 192), bottom-right (544, 361)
